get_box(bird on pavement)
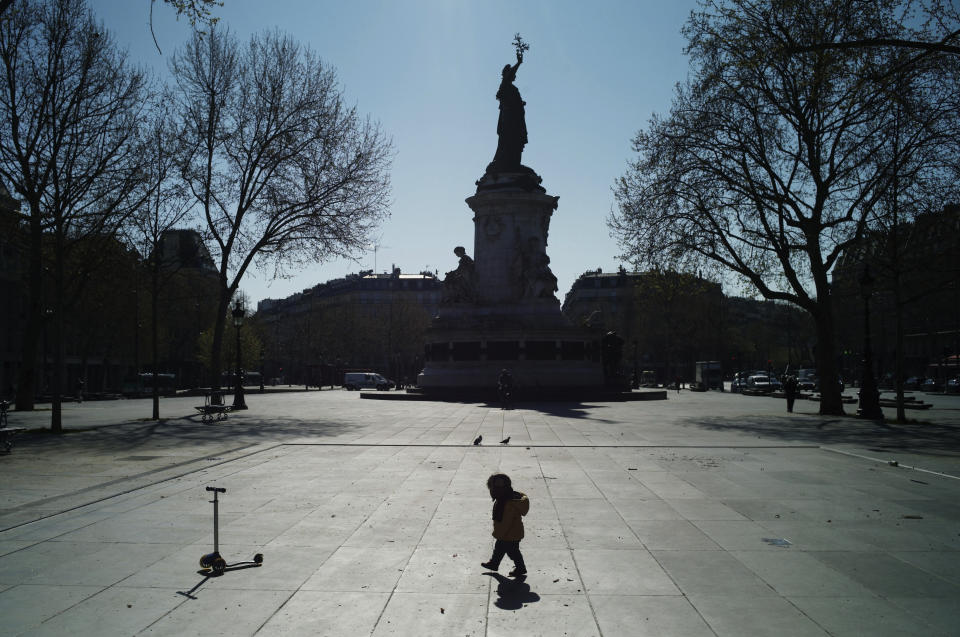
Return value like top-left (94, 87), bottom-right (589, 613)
top-left (473, 435), bottom-right (482, 445)
top-left (500, 437), bottom-right (510, 444)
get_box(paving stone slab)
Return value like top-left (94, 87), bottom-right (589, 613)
top-left (369, 591), bottom-right (487, 637)
top-left (688, 594), bottom-right (831, 636)
top-left (486, 593), bottom-right (598, 637)
top-left (0, 584), bottom-right (103, 635)
top-left (255, 590), bottom-right (389, 637)
top-left (591, 595), bottom-right (716, 637)
top-left (788, 595), bottom-right (953, 637)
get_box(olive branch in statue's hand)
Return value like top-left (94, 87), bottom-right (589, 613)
top-left (513, 33), bottom-right (530, 62)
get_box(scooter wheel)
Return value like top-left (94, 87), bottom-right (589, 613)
top-left (199, 552), bottom-right (218, 569)
top-left (212, 556), bottom-right (227, 575)
top-left (254, 553), bottom-right (264, 564)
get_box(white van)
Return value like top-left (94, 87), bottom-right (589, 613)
top-left (343, 372), bottom-right (392, 391)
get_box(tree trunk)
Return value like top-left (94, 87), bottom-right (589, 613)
top-left (15, 205), bottom-right (43, 411)
top-left (209, 288), bottom-right (230, 391)
top-left (814, 306), bottom-right (844, 416)
top-left (151, 258), bottom-right (160, 420)
top-left (51, 231), bottom-right (64, 433)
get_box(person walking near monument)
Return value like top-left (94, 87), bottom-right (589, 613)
top-left (497, 368), bottom-right (514, 409)
top-left (783, 374), bottom-right (798, 413)
top-left (481, 473), bottom-right (529, 577)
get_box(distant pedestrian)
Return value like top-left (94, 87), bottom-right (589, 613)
top-left (481, 473), bottom-right (529, 577)
top-left (675, 376), bottom-right (681, 394)
top-left (75, 378), bottom-right (84, 403)
top-left (497, 369), bottom-right (514, 409)
top-left (783, 374), bottom-right (798, 413)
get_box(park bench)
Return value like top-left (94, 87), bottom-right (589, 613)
top-left (0, 400), bottom-right (26, 452)
top-left (195, 392), bottom-right (232, 423)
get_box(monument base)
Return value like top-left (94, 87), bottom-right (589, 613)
top-left (416, 317), bottom-right (606, 399)
top-left (418, 170), bottom-right (609, 400)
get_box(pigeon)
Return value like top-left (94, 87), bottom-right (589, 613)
top-left (473, 435), bottom-right (482, 445)
top-left (500, 437), bottom-right (510, 444)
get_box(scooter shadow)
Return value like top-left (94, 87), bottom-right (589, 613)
top-left (177, 561), bottom-right (263, 599)
top-left (484, 572), bottom-right (541, 610)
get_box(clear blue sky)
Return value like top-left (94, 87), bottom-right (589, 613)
top-left (93, 0), bottom-right (698, 306)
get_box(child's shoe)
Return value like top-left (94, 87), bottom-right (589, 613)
top-left (481, 561), bottom-right (498, 571)
top-left (508, 567), bottom-right (526, 576)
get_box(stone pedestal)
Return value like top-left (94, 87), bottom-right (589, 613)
top-left (417, 170), bottom-right (605, 397)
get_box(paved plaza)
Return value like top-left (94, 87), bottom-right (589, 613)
top-left (1, 389), bottom-right (959, 636)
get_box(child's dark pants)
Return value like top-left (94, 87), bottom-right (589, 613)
top-left (489, 539), bottom-right (525, 570)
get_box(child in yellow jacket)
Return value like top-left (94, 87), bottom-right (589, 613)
top-left (481, 473), bottom-right (529, 577)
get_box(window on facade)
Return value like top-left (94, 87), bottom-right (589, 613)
top-left (561, 341), bottom-right (586, 360)
top-left (486, 341), bottom-right (520, 360)
top-left (452, 341), bottom-right (481, 361)
top-left (525, 341), bottom-right (557, 360)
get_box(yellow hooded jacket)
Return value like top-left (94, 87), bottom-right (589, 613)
top-left (492, 491), bottom-right (529, 541)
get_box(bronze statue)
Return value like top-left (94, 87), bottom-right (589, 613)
top-left (491, 35), bottom-right (529, 172)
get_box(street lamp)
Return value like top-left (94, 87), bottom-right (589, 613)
top-left (231, 300), bottom-right (247, 410)
top-left (857, 265), bottom-right (883, 420)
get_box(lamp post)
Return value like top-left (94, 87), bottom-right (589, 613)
top-left (857, 265), bottom-right (883, 420)
top-left (231, 300), bottom-right (247, 410)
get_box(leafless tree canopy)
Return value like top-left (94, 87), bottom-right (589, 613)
top-left (0, 0), bottom-right (148, 421)
top-left (171, 26), bottom-right (392, 386)
top-left (609, 0), bottom-right (959, 415)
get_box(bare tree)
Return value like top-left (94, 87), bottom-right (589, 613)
top-left (786, 0), bottom-right (960, 58)
top-left (0, 0), bottom-right (147, 430)
top-left (171, 27), bottom-right (392, 393)
top-left (150, 0), bottom-right (224, 54)
top-left (860, 47), bottom-right (959, 420)
top-left (0, 0), bottom-right (225, 54)
top-left (127, 99), bottom-right (196, 420)
top-left (609, 0), bottom-right (955, 415)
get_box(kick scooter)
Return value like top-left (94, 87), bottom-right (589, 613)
top-left (198, 486), bottom-right (263, 576)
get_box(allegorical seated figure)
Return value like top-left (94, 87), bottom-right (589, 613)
top-left (442, 246), bottom-right (477, 303)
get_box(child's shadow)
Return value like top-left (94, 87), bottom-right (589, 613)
top-left (484, 573), bottom-right (541, 610)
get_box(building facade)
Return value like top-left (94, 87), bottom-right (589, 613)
top-left (256, 268), bottom-right (442, 386)
top-left (562, 268), bottom-right (814, 384)
top-left (832, 203), bottom-right (960, 383)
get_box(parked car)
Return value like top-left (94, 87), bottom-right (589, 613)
top-left (904, 376), bottom-right (922, 390)
top-left (946, 377), bottom-right (960, 394)
top-left (795, 369), bottom-right (817, 392)
top-left (343, 372), bottom-right (392, 391)
top-left (747, 374), bottom-right (779, 393)
top-left (921, 377), bottom-right (941, 392)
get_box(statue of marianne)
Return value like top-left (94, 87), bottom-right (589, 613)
top-left (491, 49), bottom-right (527, 171)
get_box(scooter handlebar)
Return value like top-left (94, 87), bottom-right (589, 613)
top-left (205, 486), bottom-right (226, 493)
